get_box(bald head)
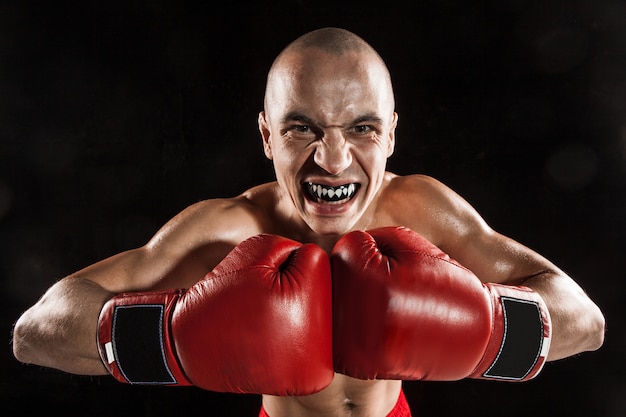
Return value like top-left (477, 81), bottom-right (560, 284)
top-left (282, 27), bottom-right (374, 56)
top-left (264, 28), bottom-right (395, 113)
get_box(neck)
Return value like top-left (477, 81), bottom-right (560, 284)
top-left (307, 233), bottom-right (344, 253)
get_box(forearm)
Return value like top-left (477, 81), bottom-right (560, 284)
top-left (12, 276), bottom-right (113, 375)
top-left (522, 271), bottom-right (605, 361)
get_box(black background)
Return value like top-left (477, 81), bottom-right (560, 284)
top-left (1, 0), bottom-right (624, 415)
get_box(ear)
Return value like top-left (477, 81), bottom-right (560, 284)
top-left (387, 112), bottom-right (398, 157)
top-left (258, 111), bottom-right (273, 160)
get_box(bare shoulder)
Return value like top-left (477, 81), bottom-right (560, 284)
top-left (386, 173), bottom-right (453, 198)
top-left (381, 174), bottom-right (489, 247)
top-left (382, 173), bottom-right (462, 219)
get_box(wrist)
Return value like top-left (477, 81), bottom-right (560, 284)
top-left (97, 289), bottom-right (192, 385)
top-left (470, 283), bottom-right (551, 381)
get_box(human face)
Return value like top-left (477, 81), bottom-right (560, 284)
top-left (259, 49), bottom-right (397, 235)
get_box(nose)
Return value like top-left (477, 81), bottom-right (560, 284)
top-left (313, 130), bottom-right (353, 175)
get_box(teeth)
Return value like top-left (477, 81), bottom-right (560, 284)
top-left (306, 182), bottom-right (358, 202)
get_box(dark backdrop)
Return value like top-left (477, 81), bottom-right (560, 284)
top-left (1, 1), bottom-right (624, 415)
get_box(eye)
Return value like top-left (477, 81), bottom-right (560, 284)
top-left (280, 124), bottom-right (311, 137)
top-left (291, 124), bottom-right (312, 134)
top-left (353, 125), bottom-right (374, 134)
top-left (283, 123), bottom-right (320, 139)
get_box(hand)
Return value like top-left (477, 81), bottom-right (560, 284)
top-left (331, 226), bottom-right (551, 382)
top-left (98, 234), bottom-right (333, 395)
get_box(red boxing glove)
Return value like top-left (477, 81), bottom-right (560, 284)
top-left (331, 226), bottom-right (551, 382)
top-left (97, 234), bottom-right (333, 395)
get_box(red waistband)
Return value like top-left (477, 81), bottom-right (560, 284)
top-left (258, 389), bottom-right (411, 417)
top-left (388, 389), bottom-right (411, 417)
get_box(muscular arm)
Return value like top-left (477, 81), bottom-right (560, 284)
top-left (409, 176), bottom-right (605, 361)
top-left (12, 199), bottom-right (250, 375)
top-left (11, 242), bottom-right (205, 375)
top-left (454, 227), bottom-right (605, 361)
top-left (13, 271), bottom-right (123, 374)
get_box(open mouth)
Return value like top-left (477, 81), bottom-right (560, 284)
top-left (304, 182), bottom-right (359, 203)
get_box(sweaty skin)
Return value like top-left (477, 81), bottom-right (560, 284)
top-left (12, 28), bottom-right (605, 417)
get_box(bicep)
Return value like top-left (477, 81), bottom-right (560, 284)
top-left (423, 179), bottom-right (605, 359)
top-left (72, 203), bottom-right (212, 292)
top-left (74, 199), bottom-right (249, 292)
top-left (74, 237), bottom-right (212, 293)
top-left (452, 226), bottom-right (560, 285)
top-left (71, 247), bottom-right (159, 293)
top-left (425, 179), bottom-right (559, 284)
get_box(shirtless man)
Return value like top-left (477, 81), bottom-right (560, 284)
top-left (12, 27), bottom-right (605, 417)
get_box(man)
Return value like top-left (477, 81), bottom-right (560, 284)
top-left (12, 28), bottom-right (605, 417)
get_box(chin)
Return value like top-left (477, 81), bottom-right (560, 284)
top-left (306, 218), bottom-right (357, 237)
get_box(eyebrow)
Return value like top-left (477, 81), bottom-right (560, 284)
top-left (281, 112), bottom-right (315, 125)
top-left (281, 111), bottom-right (384, 127)
top-left (352, 114), bottom-right (384, 125)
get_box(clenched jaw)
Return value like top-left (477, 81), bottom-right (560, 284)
top-left (304, 182), bottom-right (360, 204)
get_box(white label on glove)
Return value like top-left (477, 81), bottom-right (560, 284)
top-left (104, 342), bottom-right (115, 364)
